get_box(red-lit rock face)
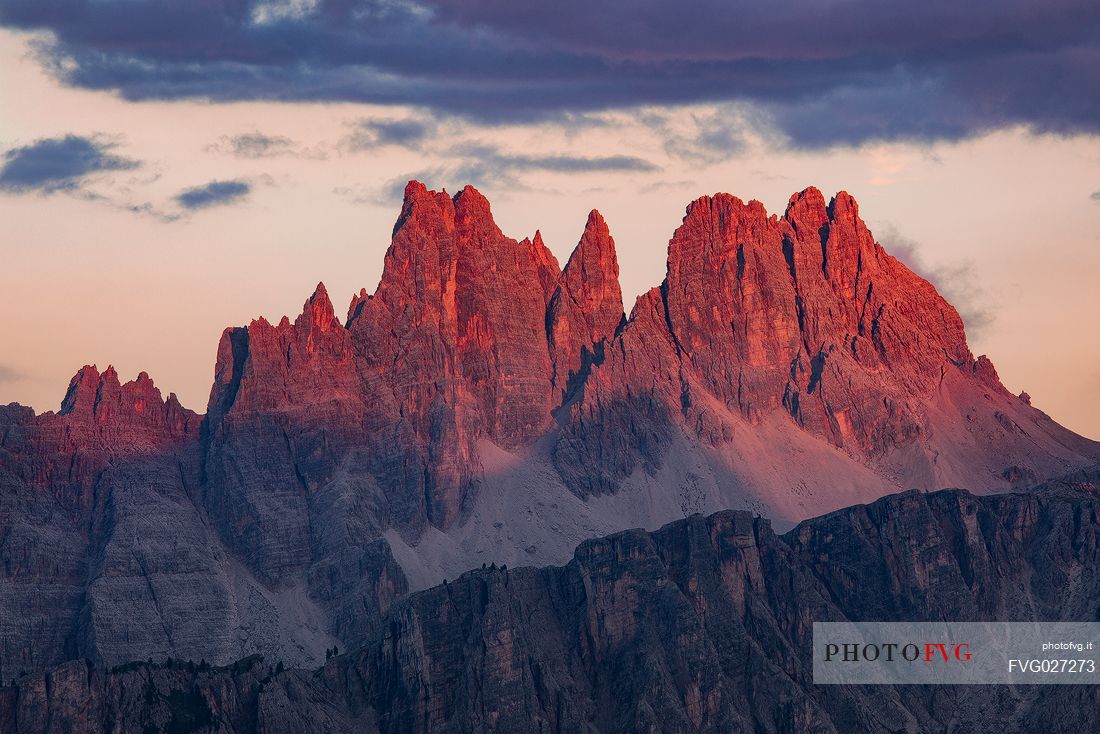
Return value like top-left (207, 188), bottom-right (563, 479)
top-left (343, 182), bottom-right (560, 527)
top-left (57, 363), bottom-right (199, 440)
top-left (28, 181), bottom-right (1092, 526)
top-left (1, 181), bottom-right (1097, 682)
top-left (178, 182), bottom-right (1095, 528)
top-left (651, 186), bottom-right (972, 451)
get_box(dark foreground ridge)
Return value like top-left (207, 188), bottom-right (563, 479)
top-left (3, 477), bottom-right (1099, 733)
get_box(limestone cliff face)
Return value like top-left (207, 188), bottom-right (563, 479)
top-left (0, 368), bottom-right (205, 682)
top-left (555, 187), bottom-right (1095, 500)
top-left (1, 181), bottom-right (1098, 685)
top-left (346, 182), bottom-right (558, 528)
top-left (4, 485), bottom-right (1099, 734)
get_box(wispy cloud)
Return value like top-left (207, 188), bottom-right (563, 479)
top-left (877, 223), bottom-right (995, 338)
top-left (206, 132), bottom-right (325, 159)
top-left (642, 105), bottom-right (759, 164)
top-left (175, 179), bottom-right (251, 211)
top-left (0, 135), bottom-right (139, 194)
top-left (441, 143), bottom-right (657, 191)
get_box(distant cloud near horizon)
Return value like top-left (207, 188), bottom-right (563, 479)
top-left (0, 135), bottom-right (139, 194)
top-left (877, 224), bottom-right (994, 339)
top-left (1, 1), bottom-right (1096, 147)
top-left (0, 364), bottom-right (23, 384)
top-left (175, 180), bottom-right (251, 211)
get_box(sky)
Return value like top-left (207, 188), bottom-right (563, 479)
top-left (0, 1), bottom-right (1098, 439)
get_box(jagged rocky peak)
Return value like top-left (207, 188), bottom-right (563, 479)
top-left (338, 180), bottom-right (565, 528)
top-left (206, 280), bottom-right (356, 423)
top-left (391, 179), bottom-right (456, 237)
top-left (56, 363), bottom-right (197, 436)
top-left (783, 185), bottom-right (829, 228)
top-left (662, 190), bottom-right (803, 415)
top-left (660, 186), bottom-right (975, 401)
top-left (550, 183), bottom-right (1097, 502)
top-left (359, 180), bottom-right (557, 440)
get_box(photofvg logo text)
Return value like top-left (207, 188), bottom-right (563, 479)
top-left (813, 622), bottom-right (1100, 685)
top-left (823, 641), bottom-right (971, 664)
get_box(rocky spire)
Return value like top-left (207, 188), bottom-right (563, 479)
top-left (523, 230), bottom-right (561, 304)
top-left (59, 364), bottom-right (102, 417)
top-left (547, 209), bottom-right (625, 398)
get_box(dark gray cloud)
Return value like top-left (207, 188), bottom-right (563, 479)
top-left (877, 224), bottom-right (994, 338)
top-left (344, 117), bottom-right (437, 151)
top-left (175, 179), bottom-right (251, 210)
top-left (1, 1), bottom-right (1096, 147)
top-left (0, 134), bottom-right (139, 193)
top-left (1091, 190), bottom-right (1100, 201)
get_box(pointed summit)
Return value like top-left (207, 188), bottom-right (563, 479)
top-left (60, 364), bottom-right (101, 416)
top-left (348, 181), bottom-right (560, 527)
top-left (403, 179), bottom-right (428, 199)
top-left (298, 281), bottom-right (340, 333)
top-left (559, 210), bottom-right (622, 321)
top-left (547, 209), bottom-right (625, 397)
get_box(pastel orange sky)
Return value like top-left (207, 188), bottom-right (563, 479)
top-left (1, 27), bottom-right (1098, 439)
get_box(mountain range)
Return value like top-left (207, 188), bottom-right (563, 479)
top-left (1, 181), bottom-right (1097, 684)
top-left (3, 476), bottom-right (1099, 732)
